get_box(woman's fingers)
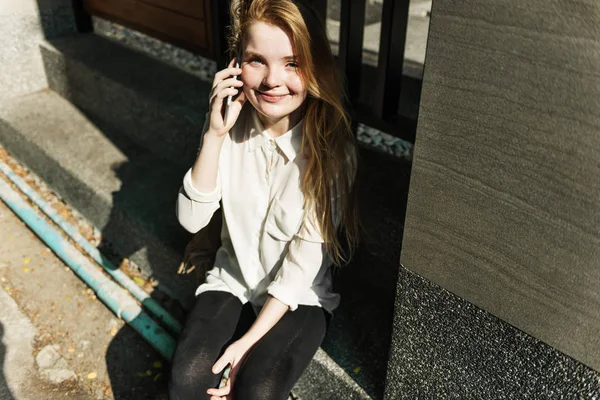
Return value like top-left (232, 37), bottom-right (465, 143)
top-left (207, 378), bottom-right (231, 397)
top-left (212, 61), bottom-right (242, 89)
top-left (210, 87), bottom-right (239, 116)
top-left (223, 91), bottom-right (246, 128)
top-left (209, 77), bottom-right (243, 103)
top-left (206, 57), bottom-right (245, 133)
top-left (212, 351), bottom-right (231, 375)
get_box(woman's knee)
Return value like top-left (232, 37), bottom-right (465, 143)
top-left (231, 376), bottom-right (290, 400)
top-left (169, 350), bottom-right (218, 399)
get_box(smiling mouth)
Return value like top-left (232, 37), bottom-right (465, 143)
top-left (256, 91), bottom-right (289, 103)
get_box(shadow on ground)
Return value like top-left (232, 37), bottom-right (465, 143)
top-left (106, 320), bottom-right (169, 399)
top-left (0, 322), bottom-right (16, 400)
top-left (324, 148), bottom-right (411, 399)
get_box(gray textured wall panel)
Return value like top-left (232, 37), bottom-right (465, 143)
top-left (400, 0), bottom-right (600, 370)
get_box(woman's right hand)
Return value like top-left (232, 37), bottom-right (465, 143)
top-left (207, 57), bottom-right (246, 137)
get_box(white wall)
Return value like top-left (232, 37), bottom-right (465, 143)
top-left (0, 0), bottom-right (76, 100)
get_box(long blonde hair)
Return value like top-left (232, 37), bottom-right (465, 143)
top-left (228, 0), bottom-right (360, 265)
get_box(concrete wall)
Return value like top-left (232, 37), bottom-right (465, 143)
top-left (0, 0), bottom-right (77, 100)
top-left (386, 0), bottom-right (600, 398)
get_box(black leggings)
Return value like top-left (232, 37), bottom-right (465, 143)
top-left (169, 291), bottom-right (328, 400)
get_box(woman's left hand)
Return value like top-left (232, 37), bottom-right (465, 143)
top-left (206, 339), bottom-right (253, 399)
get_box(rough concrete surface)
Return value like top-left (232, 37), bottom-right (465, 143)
top-left (0, 197), bottom-right (168, 399)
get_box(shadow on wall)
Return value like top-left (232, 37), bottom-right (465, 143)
top-left (0, 322), bottom-right (16, 400)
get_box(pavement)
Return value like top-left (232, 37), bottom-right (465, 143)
top-left (0, 192), bottom-right (168, 399)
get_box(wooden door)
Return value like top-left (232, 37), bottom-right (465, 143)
top-left (84, 0), bottom-right (218, 58)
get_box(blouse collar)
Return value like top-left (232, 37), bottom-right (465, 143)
top-left (247, 107), bottom-right (303, 162)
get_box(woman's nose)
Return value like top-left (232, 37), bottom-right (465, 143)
top-left (263, 67), bottom-right (284, 88)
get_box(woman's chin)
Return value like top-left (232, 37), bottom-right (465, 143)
top-left (253, 103), bottom-right (290, 121)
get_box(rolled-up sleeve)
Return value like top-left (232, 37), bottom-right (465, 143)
top-left (267, 208), bottom-right (326, 311)
top-left (176, 168), bottom-right (221, 233)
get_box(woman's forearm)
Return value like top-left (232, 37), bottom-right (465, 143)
top-left (241, 296), bottom-right (289, 345)
top-left (190, 130), bottom-right (226, 193)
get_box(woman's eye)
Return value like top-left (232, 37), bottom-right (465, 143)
top-left (250, 58), bottom-right (263, 65)
top-left (287, 62), bottom-right (298, 69)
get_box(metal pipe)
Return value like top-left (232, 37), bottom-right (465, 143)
top-left (0, 176), bottom-right (176, 360)
top-left (0, 160), bottom-right (182, 335)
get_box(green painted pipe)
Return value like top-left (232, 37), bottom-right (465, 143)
top-left (0, 175), bottom-right (176, 360)
top-left (0, 160), bottom-right (181, 335)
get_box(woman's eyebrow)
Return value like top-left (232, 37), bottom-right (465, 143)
top-left (243, 51), bottom-right (296, 61)
top-left (244, 51), bottom-right (263, 59)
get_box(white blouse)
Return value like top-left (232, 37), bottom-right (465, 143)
top-left (176, 105), bottom-right (340, 313)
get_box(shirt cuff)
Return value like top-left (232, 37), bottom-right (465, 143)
top-left (182, 168), bottom-right (221, 203)
top-left (267, 281), bottom-right (299, 311)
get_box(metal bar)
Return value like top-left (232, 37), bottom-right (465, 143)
top-left (374, 0), bottom-right (410, 118)
top-left (71, 0), bottom-right (93, 33)
top-left (303, 0), bottom-right (327, 25)
top-left (338, 0), bottom-right (366, 101)
top-left (211, 0), bottom-right (232, 65)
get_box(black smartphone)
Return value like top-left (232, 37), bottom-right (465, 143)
top-left (223, 48), bottom-right (243, 125)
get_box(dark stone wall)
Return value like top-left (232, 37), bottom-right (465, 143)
top-left (386, 0), bottom-right (600, 397)
top-left (385, 266), bottom-right (600, 399)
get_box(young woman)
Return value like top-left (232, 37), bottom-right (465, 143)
top-left (169, 0), bottom-right (359, 399)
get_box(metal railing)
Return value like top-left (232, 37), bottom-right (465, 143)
top-left (321, 0), bottom-right (416, 142)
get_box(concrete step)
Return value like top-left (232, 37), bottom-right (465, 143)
top-left (0, 89), bottom-right (195, 308)
top-left (40, 33), bottom-right (211, 170)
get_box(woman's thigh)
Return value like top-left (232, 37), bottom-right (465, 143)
top-left (232, 306), bottom-right (328, 400)
top-left (169, 291), bottom-right (255, 400)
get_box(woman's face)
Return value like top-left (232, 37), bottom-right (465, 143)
top-left (241, 21), bottom-right (308, 130)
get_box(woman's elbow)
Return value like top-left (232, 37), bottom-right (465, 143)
top-left (176, 209), bottom-right (211, 234)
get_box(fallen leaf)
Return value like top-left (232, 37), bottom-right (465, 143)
top-left (110, 326), bottom-right (118, 337)
top-left (23, 258), bottom-right (30, 264)
top-left (353, 367), bottom-right (361, 374)
top-left (68, 347), bottom-right (75, 353)
top-left (65, 296), bottom-right (71, 301)
top-left (23, 267), bottom-right (29, 272)
top-left (152, 361), bottom-right (162, 369)
top-left (153, 372), bottom-right (162, 382)
top-left (87, 372), bottom-right (97, 380)
top-left (133, 277), bottom-right (145, 286)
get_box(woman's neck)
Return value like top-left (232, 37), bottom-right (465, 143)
top-left (257, 107), bottom-right (303, 138)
